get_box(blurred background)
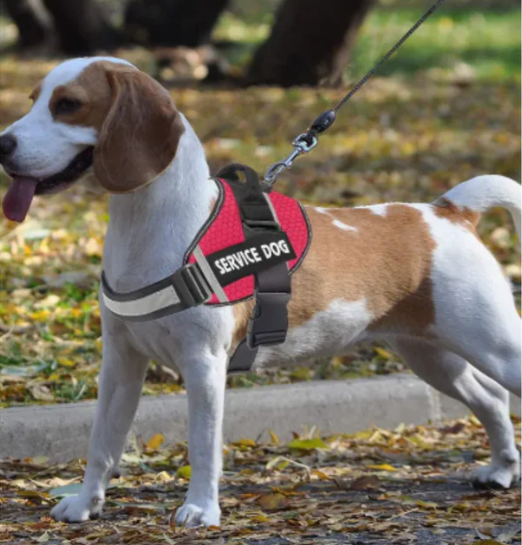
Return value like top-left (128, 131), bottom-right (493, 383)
top-left (0, 0), bottom-right (520, 406)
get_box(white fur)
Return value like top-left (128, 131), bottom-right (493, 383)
top-left (257, 298), bottom-right (372, 366)
top-left (364, 203), bottom-right (389, 216)
top-left (2, 59), bottom-right (520, 527)
top-left (332, 219), bottom-right (358, 232)
top-left (314, 207), bottom-right (358, 232)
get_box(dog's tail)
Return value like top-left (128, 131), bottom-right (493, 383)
top-left (437, 175), bottom-right (521, 244)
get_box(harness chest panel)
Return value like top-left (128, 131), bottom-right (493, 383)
top-left (101, 164), bottom-right (311, 373)
top-left (184, 178), bottom-right (311, 305)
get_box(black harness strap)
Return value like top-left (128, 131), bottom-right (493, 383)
top-left (216, 164), bottom-right (292, 373)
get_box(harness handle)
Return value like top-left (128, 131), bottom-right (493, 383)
top-left (263, 0), bottom-right (447, 188)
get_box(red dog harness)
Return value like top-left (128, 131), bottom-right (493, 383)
top-left (101, 164), bottom-right (311, 372)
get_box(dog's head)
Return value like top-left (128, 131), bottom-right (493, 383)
top-left (0, 57), bottom-right (184, 222)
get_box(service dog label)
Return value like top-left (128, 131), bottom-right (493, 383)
top-left (207, 232), bottom-right (296, 287)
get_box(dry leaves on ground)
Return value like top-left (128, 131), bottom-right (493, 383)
top-left (0, 416), bottom-right (520, 544)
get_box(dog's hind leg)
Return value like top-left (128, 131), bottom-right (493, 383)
top-left (427, 206), bottom-right (522, 398)
top-left (51, 319), bottom-right (149, 522)
top-left (391, 339), bottom-right (520, 489)
top-left (434, 296), bottom-right (521, 399)
top-left (173, 344), bottom-right (228, 528)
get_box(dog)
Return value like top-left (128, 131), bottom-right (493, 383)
top-left (0, 57), bottom-right (520, 527)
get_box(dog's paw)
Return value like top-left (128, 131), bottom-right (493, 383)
top-left (172, 502), bottom-right (221, 527)
top-left (51, 493), bottom-right (104, 522)
top-left (471, 459), bottom-right (521, 490)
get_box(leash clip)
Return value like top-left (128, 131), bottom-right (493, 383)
top-left (264, 132), bottom-right (318, 188)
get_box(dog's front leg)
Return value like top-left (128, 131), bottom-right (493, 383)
top-left (51, 322), bottom-right (148, 522)
top-left (174, 347), bottom-right (227, 527)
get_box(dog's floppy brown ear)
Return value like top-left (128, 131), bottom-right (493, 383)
top-left (94, 65), bottom-right (184, 193)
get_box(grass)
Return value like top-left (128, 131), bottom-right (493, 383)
top-left (214, 4), bottom-right (521, 83)
top-left (352, 7), bottom-right (521, 81)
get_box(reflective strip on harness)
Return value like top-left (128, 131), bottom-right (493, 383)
top-left (100, 261), bottom-right (214, 321)
top-left (102, 284), bottom-right (180, 318)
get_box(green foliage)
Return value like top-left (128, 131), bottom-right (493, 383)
top-left (213, 3), bottom-right (521, 82)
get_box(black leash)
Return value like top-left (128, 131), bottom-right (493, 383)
top-left (263, 0), bottom-right (447, 187)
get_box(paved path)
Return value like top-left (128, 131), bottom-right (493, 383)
top-left (1, 416), bottom-right (520, 545)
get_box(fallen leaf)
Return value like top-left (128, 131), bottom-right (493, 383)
top-left (368, 463), bottom-right (397, 472)
top-left (349, 475), bottom-right (381, 490)
top-left (288, 438), bottom-right (327, 450)
top-left (177, 465), bottom-right (191, 480)
top-left (257, 492), bottom-right (289, 511)
top-left (36, 531), bottom-right (50, 543)
top-left (235, 438), bottom-right (257, 448)
top-left (49, 483), bottom-right (83, 497)
top-left (146, 433), bottom-right (164, 450)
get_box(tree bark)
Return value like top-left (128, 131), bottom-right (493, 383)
top-left (246, 0), bottom-right (376, 87)
top-left (42, 0), bottom-right (119, 55)
top-left (124, 0), bottom-right (229, 47)
top-left (4, 0), bottom-right (51, 49)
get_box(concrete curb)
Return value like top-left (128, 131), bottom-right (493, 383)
top-left (1, 374), bottom-right (519, 461)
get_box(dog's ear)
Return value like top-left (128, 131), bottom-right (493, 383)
top-left (94, 65), bottom-right (184, 193)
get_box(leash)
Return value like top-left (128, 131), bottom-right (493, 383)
top-left (263, 0), bottom-right (447, 188)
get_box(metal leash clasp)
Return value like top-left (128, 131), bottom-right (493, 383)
top-left (263, 132), bottom-right (318, 188)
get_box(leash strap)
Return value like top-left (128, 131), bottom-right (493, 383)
top-left (264, 0), bottom-right (447, 187)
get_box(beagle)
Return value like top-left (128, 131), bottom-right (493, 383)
top-left (0, 57), bottom-right (520, 527)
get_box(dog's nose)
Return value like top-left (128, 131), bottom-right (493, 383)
top-left (0, 134), bottom-right (17, 161)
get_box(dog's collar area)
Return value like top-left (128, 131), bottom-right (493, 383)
top-left (101, 164), bottom-right (311, 373)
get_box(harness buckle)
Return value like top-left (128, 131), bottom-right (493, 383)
top-left (247, 291), bottom-right (291, 349)
top-left (172, 263), bottom-right (213, 308)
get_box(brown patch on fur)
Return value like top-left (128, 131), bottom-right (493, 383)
top-left (48, 61), bottom-right (185, 193)
top-left (433, 197), bottom-right (480, 230)
top-left (232, 204), bottom-right (437, 348)
top-left (232, 300), bottom-right (254, 348)
top-left (49, 62), bottom-right (114, 129)
top-left (29, 84), bottom-right (41, 102)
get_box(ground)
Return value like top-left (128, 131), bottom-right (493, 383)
top-left (1, 417), bottom-right (520, 544)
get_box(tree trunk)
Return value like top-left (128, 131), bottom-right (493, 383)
top-left (124, 0), bottom-right (229, 47)
top-left (42, 0), bottom-right (119, 55)
top-left (4, 0), bottom-right (51, 49)
top-left (246, 0), bottom-right (375, 87)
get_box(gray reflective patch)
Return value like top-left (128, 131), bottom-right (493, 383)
top-left (103, 285), bottom-right (180, 317)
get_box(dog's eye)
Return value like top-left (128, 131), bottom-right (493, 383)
top-left (55, 98), bottom-right (82, 114)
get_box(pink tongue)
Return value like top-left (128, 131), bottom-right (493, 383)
top-left (2, 177), bottom-right (38, 222)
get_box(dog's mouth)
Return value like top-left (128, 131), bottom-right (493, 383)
top-left (2, 147), bottom-right (94, 223)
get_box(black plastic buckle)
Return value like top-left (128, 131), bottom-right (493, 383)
top-left (247, 291), bottom-right (291, 349)
top-left (172, 263), bottom-right (213, 308)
